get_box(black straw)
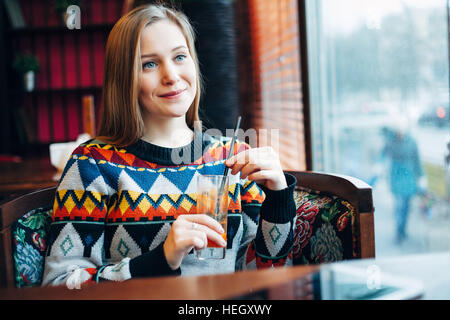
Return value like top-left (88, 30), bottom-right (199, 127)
top-left (216, 116), bottom-right (241, 213)
top-left (223, 116), bottom-right (241, 175)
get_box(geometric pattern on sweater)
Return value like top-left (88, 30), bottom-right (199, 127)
top-left (53, 151), bottom-right (255, 222)
top-left (47, 222), bottom-right (104, 262)
top-left (241, 180), bottom-right (265, 204)
top-left (79, 135), bottom-right (248, 170)
top-left (66, 153), bottom-right (239, 191)
top-left (261, 220), bottom-right (292, 258)
top-left (43, 134), bottom-right (296, 287)
top-left (105, 222), bottom-right (172, 260)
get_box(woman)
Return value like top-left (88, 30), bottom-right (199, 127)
top-left (42, 4), bottom-right (297, 288)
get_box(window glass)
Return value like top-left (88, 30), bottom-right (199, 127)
top-left (306, 0), bottom-right (450, 256)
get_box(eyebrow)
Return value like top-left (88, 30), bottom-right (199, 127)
top-left (141, 45), bottom-right (188, 59)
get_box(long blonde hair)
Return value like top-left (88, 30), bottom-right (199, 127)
top-left (97, 4), bottom-right (202, 146)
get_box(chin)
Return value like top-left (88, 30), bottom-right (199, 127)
top-left (166, 104), bottom-right (191, 117)
top-left (168, 111), bottom-right (189, 119)
top-left (167, 99), bottom-right (194, 116)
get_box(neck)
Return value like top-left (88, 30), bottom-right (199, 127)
top-left (141, 115), bottom-right (194, 148)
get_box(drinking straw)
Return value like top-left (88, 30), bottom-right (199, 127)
top-left (215, 116), bottom-right (241, 213)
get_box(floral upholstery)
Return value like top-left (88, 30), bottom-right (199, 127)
top-left (11, 206), bottom-right (53, 287)
top-left (292, 186), bottom-right (357, 265)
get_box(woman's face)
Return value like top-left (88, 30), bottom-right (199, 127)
top-left (138, 20), bottom-right (197, 121)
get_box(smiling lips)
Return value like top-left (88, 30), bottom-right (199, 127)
top-left (159, 89), bottom-right (186, 99)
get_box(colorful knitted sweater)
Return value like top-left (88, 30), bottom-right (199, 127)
top-left (42, 132), bottom-right (297, 287)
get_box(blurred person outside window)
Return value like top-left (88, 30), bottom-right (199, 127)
top-left (378, 118), bottom-right (426, 243)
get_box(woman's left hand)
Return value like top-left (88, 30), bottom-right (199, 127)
top-left (225, 146), bottom-right (287, 191)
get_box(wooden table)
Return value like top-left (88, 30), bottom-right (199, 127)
top-left (0, 157), bottom-right (59, 201)
top-left (1, 251), bottom-right (449, 300)
top-left (0, 265), bottom-right (318, 300)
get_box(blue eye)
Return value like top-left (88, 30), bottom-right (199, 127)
top-left (143, 61), bottom-right (156, 69)
top-left (175, 54), bottom-right (186, 62)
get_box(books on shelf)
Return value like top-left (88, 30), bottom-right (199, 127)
top-left (7, 0), bottom-right (120, 145)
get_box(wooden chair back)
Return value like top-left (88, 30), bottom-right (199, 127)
top-left (0, 187), bottom-right (57, 288)
top-left (286, 171), bottom-right (375, 259)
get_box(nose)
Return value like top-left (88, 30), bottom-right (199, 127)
top-left (161, 61), bottom-right (180, 85)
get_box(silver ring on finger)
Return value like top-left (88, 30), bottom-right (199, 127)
top-left (192, 222), bottom-right (199, 230)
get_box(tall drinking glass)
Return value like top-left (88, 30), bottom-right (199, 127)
top-left (196, 175), bottom-right (228, 260)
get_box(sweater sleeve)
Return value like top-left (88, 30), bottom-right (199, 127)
top-left (236, 172), bottom-right (297, 270)
top-left (42, 146), bottom-right (179, 288)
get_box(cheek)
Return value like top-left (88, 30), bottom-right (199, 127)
top-left (139, 75), bottom-right (158, 98)
top-left (186, 68), bottom-right (197, 94)
top-left (183, 59), bottom-right (197, 86)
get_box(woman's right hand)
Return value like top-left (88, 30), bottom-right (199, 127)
top-left (163, 214), bottom-right (226, 270)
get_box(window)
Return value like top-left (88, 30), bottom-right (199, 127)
top-left (306, 0), bottom-right (450, 256)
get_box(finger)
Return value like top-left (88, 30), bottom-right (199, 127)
top-left (177, 232), bottom-right (206, 251)
top-left (229, 160), bottom-right (248, 176)
top-left (239, 160), bottom-right (274, 180)
top-left (179, 214), bottom-right (225, 234)
top-left (190, 221), bottom-right (227, 247)
top-left (196, 227), bottom-right (227, 247)
top-left (227, 149), bottom-right (275, 175)
top-left (185, 229), bottom-right (226, 248)
top-left (228, 150), bottom-right (265, 176)
top-left (178, 215), bottom-right (227, 247)
top-left (226, 149), bottom-right (252, 167)
top-left (247, 169), bottom-right (278, 183)
top-left (225, 154), bottom-right (249, 176)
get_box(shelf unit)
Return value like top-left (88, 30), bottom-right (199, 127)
top-left (0, 0), bottom-right (124, 156)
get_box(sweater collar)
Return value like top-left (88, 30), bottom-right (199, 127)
top-left (125, 130), bottom-right (211, 166)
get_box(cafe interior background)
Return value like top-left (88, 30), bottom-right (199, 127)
top-left (0, 0), bottom-right (449, 262)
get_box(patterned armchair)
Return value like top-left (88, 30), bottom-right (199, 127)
top-left (0, 171), bottom-right (375, 288)
top-left (287, 171), bottom-right (375, 265)
top-left (0, 186), bottom-right (55, 288)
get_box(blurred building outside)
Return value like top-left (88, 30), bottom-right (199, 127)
top-left (305, 0), bottom-right (450, 258)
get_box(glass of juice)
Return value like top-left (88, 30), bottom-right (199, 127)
top-left (195, 175), bottom-right (228, 260)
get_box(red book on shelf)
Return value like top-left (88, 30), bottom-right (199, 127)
top-left (31, 1), bottom-right (44, 27)
top-left (64, 34), bottom-right (77, 89)
top-left (47, 3), bottom-right (59, 27)
top-left (91, 0), bottom-right (103, 25)
top-left (49, 34), bottom-right (63, 88)
top-left (79, 33), bottom-right (92, 87)
top-left (35, 34), bottom-right (48, 89)
top-left (107, 0), bottom-right (120, 23)
top-left (93, 32), bottom-right (105, 87)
